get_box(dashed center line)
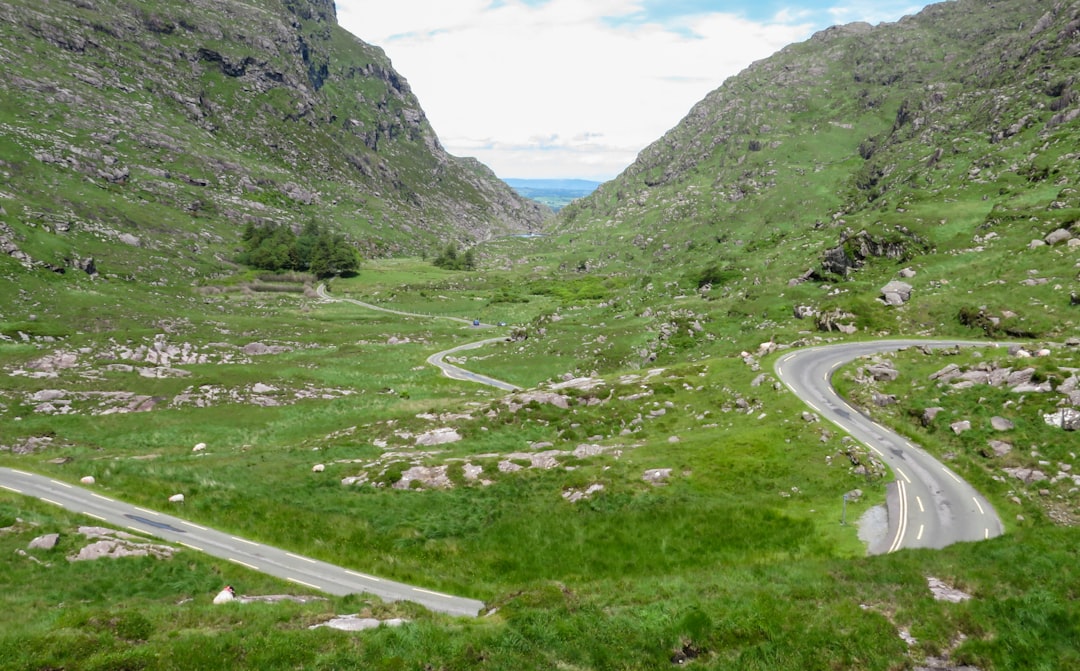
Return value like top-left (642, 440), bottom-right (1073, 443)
top-left (915, 496), bottom-right (925, 513)
top-left (288, 578), bottom-right (319, 589)
top-left (973, 497), bottom-right (985, 515)
top-left (895, 467), bottom-right (912, 484)
top-left (942, 468), bottom-right (962, 484)
top-left (917, 524), bottom-right (925, 541)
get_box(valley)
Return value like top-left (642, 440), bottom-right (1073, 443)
top-left (2, 0), bottom-right (1080, 669)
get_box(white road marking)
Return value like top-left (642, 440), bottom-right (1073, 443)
top-left (231, 536), bottom-right (259, 546)
top-left (288, 578), bottom-right (319, 590)
top-left (286, 552), bottom-right (317, 564)
top-left (85, 513), bottom-right (107, 522)
top-left (830, 361), bottom-right (843, 371)
top-left (10, 469), bottom-right (32, 476)
top-left (413, 588), bottom-right (451, 598)
top-left (180, 542), bottom-right (204, 552)
top-left (126, 526), bottom-right (147, 534)
top-left (1, 485), bottom-right (22, 494)
top-left (41, 498), bottom-right (64, 507)
top-left (887, 480), bottom-right (909, 553)
top-left (50, 479), bottom-right (72, 488)
top-left (806, 401), bottom-right (822, 414)
top-left (917, 524), bottom-right (924, 541)
top-left (229, 558), bottom-right (258, 570)
top-left (984, 528), bottom-right (990, 539)
top-left (868, 445), bottom-right (884, 457)
top-left (895, 467), bottom-right (912, 484)
top-left (781, 353), bottom-right (795, 363)
top-left (916, 496), bottom-right (925, 513)
top-left (345, 570), bottom-right (381, 582)
top-left (91, 493), bottom-right (113, 501)
top-left (181, 520), bottom-right (207, 531)
top-left (973, 498), bottom-right (985, 515)
top-left (134, 507), bottom-right (159, 516)
top-left (942, 468), bottom-right (962, 484)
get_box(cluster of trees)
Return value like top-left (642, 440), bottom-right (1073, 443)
top-left (239, 221), bottom-right (359, 277)
top-left (432, 243), bottom-right (476, 270)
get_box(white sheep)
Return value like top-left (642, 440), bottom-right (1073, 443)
top-left (193, 443), bottom-right (207, 452)
top-left (80, 476), bottom-right (95, 485)
top-left (312, 464), bottom-right (325, 473)
top-left (168, 493), bottom-right (185, 503)
top-left (213, 585), bottom-right (236, 604)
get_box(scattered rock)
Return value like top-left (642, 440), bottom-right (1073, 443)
top-left (984, 440), bottom-right (1013, 458)
top-left (642, 468), bottom-right (672, 485)
top-left (990, 416), bottom-right (1014, 431)
top-left (880, 280), bottom-right (913, 306)
top-left (1043, 408), bottom-right (1080, 430)
top-left (921, 407), bottom-right (944, 426)
top-left (1044, 228), bottom-right (1073, 245)
top-left (28, 533), bottom-right (60, 550)
top-left (311, 615), bottom-right (408, 631)
top-left (950, 420), bottom-right (971, 435)
top-left (867, 363), bottom-right (899, 382)
top-left (562, 483), bottom-right (604, 503)
top-left (415, 428), bottom-right (462, 446)
top-left (927, 576), bottom-right (973, 603)
top-left (393, 465), bottom-right (451, 490)
top-left (1003, 467), bottom-right (1048, 484)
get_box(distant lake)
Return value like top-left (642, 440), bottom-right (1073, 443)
top-left (503, 178), bottom-right (602, 212)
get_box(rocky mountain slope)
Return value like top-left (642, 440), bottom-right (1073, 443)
top-left (557, 0), bottom-right (1079, 340)
top-left (0, 0), bottom-right (546, 281)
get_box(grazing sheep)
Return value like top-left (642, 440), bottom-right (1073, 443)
top-left (168, 493), bottom-right (185, 503)
top-left (312, 464), bottom-right (325, 473)
top-left (80, 476), bottom-right (95, 485)
top-left (213, 585), bottom-right (236, 604)
top-left (193, 443), bottom-right (206, 452)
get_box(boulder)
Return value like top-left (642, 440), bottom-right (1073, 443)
top-left (984, 440), bottom-right (1012, 457)
top-left (642, 468), bottom-right (673, 486)
top-left (867, 363), bottom-right (899, 382)
top-left (1044, 228), bottom-right (1073, 245)
top-left (1043, 408), bottom-right (1080, 430)
top-left (950, 420), bottom-right (971, 435)
top-left (414, 427), bottom-right (462, 446)
top-left (29, 533), bottom-right (60, 550)
top-left (880, 280), bottom-right (913, 306)
top-left (921, 407), bottom-right (944, 426)
top-left (990, 416), bottom-right (1014, 431)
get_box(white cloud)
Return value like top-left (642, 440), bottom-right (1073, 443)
top-left (334, 1), bottom-right (923, 180)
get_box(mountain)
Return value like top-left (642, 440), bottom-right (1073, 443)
top-left (503, 179), bottom-right (602, 212)
top-left (0, 0), bottom-right (547, 281)
top-left (557, 0), bottom-right (1079, 339)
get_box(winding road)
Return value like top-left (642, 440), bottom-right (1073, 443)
top-left (1, 294), bottom-right (1005, 618)
top-left (775, 340), bottom-right (1005, 553)
top-left (316, 283), bottom-right (520, 391)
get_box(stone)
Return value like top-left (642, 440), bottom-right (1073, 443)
top-left (415, 427), bottom-right (462, 446)
top-left (922, 407), bottom-right (944, 426)
top-left (642, 468), bottom-right (673, 485)
top-left (985, 440), bottom-right (1013, 457)
top-left (950, 420), bottom-right (971, 435)
top-left (926, 576), bottom-right (972, 603)
top-left (1044, 228), bottom-right (1073, 245)
top-left (1043, 408), bottom-right (1080, 431)
top-left (1003, 467), bottom-right (1048, 484)
top-left (311, 615), bottom-right (407, 631)
top-left (29, 533), bottom-right (59, 550)
top-left (880, 280), bottom-right (913, 306)
top-left (990, 416), bottom-right (1014, 431)
top-left (867, 363), bottom-right (899, 381)
top-left (872, 393), bottom-right (898, 407)
top-left (898, 267), bottom-right (917, 278)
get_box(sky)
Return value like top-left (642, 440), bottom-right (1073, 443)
top-left (335, 1), bottom-right (934, 181)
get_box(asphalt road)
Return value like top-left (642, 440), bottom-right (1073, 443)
top-left (0, 467), bottom-right (485, 616)
top-left (774, 339), bottom-right (1005, 553)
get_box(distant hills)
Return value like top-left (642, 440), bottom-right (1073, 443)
top-left (503, 178), bottom-right (602, 211)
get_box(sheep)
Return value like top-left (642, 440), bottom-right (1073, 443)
top-left (193, 443), bottom-right (206, 452)
top-left (312, 464), bottom-right (325, 473)
top-left (80, 476), bottom-right (95, 485)
top-left (168, 493), bottom-right (185, 503)
top-left (213, 585), bottom-right (236, 604)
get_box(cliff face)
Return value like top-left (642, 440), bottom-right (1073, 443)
top-left (560, 0), bottom-right (1080, 245)
top-left (0, 0), bottom-right (546, 276)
